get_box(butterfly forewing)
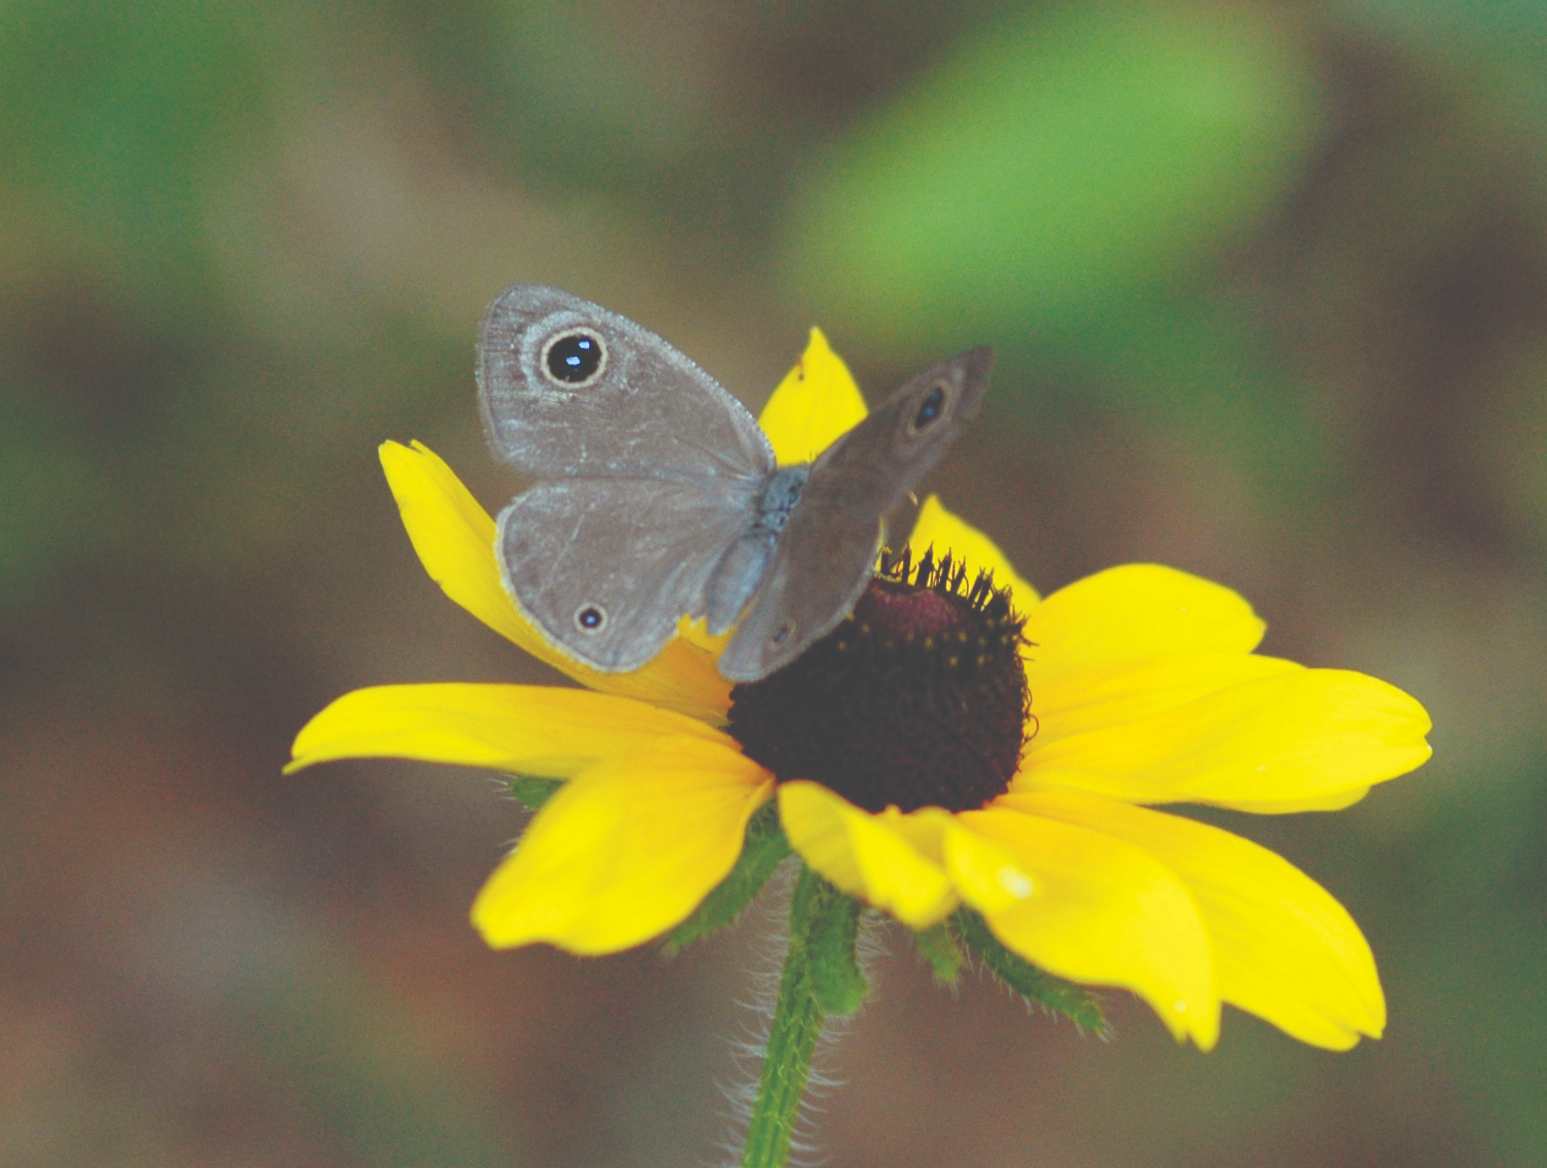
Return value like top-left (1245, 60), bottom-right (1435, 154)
top-left (716, 348), bottom-right (994, 680)
top-left (478, 285), bottom-right (774, 482)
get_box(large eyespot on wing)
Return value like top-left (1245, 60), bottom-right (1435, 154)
top-left (476, 284), bottom-right (774, 482)
top-left (715, 348), bottom-right (994, 682)
top-left (496, 476), bottom-right (762, 673)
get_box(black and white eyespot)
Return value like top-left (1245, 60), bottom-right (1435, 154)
top-left (540, 326), bottom-right (608, 387)
top-left (770, 620), bottom-right (795, 646)
top-left (908, 381), bottom-right (951, 435)
top-left (574, 603), bottom-right (608, 634)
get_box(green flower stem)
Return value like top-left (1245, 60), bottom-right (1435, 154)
top-left (740, 865), bottom-right (838, 1168)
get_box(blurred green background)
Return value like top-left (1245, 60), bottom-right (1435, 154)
top-left (4, 2), bottom-right (1544, 1165)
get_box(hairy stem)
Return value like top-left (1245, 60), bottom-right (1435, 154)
top-left (739, 865), bottom-right (834, 1168)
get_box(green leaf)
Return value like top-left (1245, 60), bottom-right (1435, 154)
top-left (782, 4), bottom-right (1318, 347)
top-left (664, 803), bottom-right (791, 954)
top-left (952, 909), bottom-right (1109, 1037)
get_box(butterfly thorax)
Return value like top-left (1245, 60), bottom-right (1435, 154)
top-left (702, 464), bottom-right (810, 635)
top-left (752, 465), bottom-right (810, 535)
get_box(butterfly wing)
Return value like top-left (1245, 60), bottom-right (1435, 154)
top-left (716, 348), bottom-right (994, 682)
top-left (498, 477), bottom-right (761, 672)
top-left (477, 284), bottom-right (779, 671)
top-left (478, 284), bottom-right (774, 481)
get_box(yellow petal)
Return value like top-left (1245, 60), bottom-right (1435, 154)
top-left (472, 737), bottom-right (773, 953)
top-left (778, 782), bottom-right (957, 928)
top-left (380, 440), bottom-right (730, 723)
top-left (676, 614), bottom-right (729, 657)
top-left (1005, 790), bottom-right (1385, 1048)
top-left (1024, 668), bottom-right (1432, 811)
top-left (1025, 565), bottom-right (1266, 682)
top-left (379, 439), bottom-right (524, 646)
top-left (756, 328), bottom-right (868, 467)
top-left (947, 805), bottom-right (1219, 1048)
top-left (287, 683), bottom-right (728, 778)
top-left (1027, 653), bottom-right (1301, 748)
top-left (904, 494), bottom-right (1038, 608)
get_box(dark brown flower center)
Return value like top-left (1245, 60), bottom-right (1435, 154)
top-left (728, 548), bottom-right (1030, 813)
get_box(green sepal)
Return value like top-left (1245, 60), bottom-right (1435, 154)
top-left (506, 775), bottom-right (561, 811)
top-left (664, 802), bottom-right (791, 954)
top-left (804, 878), bottom-right (867, 1017)
top-left (952, 908), bottom-right (1110, 1037)
top-left (912, 922), bottom-right (963, 987)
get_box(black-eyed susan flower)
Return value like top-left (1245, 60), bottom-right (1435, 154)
top-left (289, 328), bottom-right (1431, 1162)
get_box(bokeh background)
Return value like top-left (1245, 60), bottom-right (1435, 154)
top-left (5, 2), bottom-right (1545, 1165)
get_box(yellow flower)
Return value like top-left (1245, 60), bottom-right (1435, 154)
top-left (289, 328), bottom-right (1431, 1051)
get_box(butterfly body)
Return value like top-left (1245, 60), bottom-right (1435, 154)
top-left (477, 285), bottom-right (991, 682)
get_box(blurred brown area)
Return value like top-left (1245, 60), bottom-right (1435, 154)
top-left (3, 2), bottom-right (1544, 1165)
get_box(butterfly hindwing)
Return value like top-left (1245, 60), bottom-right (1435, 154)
top-left (497, 476), bottom-right (762, 672)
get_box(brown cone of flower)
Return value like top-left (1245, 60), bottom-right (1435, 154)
top-left (728, 548), bottom-right (1031, 814)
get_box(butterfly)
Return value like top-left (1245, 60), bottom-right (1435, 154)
top-left (477, 285), bottom-right (992, 682)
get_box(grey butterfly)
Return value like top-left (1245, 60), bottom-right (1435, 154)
top-left (476, 285), bottom-right (992, 683)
